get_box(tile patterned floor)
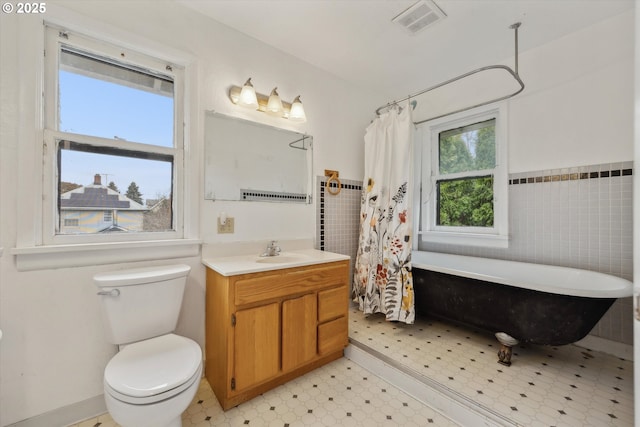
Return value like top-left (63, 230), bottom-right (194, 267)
top-left (69, 357), bottom-right (457, 427)
top-left (349, 307), bottom-right (634, 427)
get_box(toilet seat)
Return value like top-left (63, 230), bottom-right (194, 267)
top-left (105, 334), bottom-right (202, 405)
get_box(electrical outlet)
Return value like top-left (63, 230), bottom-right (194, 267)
top-left (218, 217), bottom-right (234, 234)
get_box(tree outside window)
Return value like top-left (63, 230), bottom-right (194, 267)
top-left (436, 119), bottom-right (496, 227)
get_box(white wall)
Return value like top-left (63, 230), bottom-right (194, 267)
top-left (508, 10), bottom-right (633, 173)
top-left (0, 1), bottom-right (380, 425)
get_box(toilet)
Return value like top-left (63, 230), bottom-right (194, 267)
top-left (94, 264), bottom-right (202, 427)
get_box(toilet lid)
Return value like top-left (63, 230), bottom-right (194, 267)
top-left (105, 334), bottom-right (202, 399)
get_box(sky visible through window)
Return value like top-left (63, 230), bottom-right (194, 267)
top-left (59, 70), bottom-right (174, 203)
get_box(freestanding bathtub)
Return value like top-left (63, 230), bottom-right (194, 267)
top-left (411, 251), bottom-right (633, 365)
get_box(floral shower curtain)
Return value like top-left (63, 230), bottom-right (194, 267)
top-left (353, 104), bottom-right (415, 324)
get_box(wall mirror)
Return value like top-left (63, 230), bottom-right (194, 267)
top-left (204, 111), bottom-right (313, 203)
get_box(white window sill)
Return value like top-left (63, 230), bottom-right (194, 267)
top-left (11, 239), bottom-right (201, 271)
top-left (420, 231), bottom-right (509, 248)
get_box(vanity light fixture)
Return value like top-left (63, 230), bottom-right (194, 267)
top-left (229, 78), bottom-right (307, 122)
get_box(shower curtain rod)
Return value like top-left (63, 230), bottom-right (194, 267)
top-left (375, 22), bottom-right (525, 125)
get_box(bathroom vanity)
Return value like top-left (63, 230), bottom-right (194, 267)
top-left (203, 250), bottom-right (350, 410)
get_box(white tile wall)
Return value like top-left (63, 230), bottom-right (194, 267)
top-left (316, 177), bottom-right (362, 285)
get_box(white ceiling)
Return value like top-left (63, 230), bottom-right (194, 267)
top-left (180, 0), bottom-right (634, 100)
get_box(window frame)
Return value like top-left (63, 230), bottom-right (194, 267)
top-left (418, 104), bottom-right (509, 247)
top-left (42, 25), bottom-right (185, 245)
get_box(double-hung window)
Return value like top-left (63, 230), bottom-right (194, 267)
top-left (43, 25), bottom-right (184, 244)
top-left (418, 105), bottom-right (508, 247)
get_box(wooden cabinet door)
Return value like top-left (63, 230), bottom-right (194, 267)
top-left (282, 294), bottom-right (317, 372)
top-left (233, 303), bottom-right (280, 392)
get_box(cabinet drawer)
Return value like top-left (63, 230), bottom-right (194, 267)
top-left (283, 263), bottom-right (347, 290)
top-left (318, 286), bottom-right (347, 323)
top-left (235, 262), bottom-right (348, 306)
top-left (318, 316), bottom-right (348, 355)
top-left (234, 273), bottom-right (282, 306)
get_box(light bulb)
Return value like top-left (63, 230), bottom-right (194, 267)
top-left (288, 95), bottom-right (306, 122)
top-left (238, 78), bottom-right (258, 109)
top-left (266, 87), bottom-right (283, 116)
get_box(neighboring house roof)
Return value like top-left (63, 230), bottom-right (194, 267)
top-left (99, 224), bottom-right (129, 233)
top-left (60, 185), bottom-right (147, 211)
top-left (146, 197), bottom-right (169, 212)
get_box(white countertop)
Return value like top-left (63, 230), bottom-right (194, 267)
top-left (202, 248), bottom-right (350, 276)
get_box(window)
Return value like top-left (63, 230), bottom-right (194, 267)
top-left (64, 218), bottom-right (79, 227)
top-left (436, 119), bottom-right (495, 227)
top-left (43, 26), bottom-right (184, 244)
top-left (418, 105), bottom-right (508, 247)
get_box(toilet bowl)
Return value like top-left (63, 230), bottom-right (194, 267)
top-left (94, 264), bottom-right (201, 427)
top-left (103, 334), bottom-right (202, 427)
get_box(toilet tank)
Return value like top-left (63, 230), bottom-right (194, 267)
top-left (94, 264), bottom-right (191, 345)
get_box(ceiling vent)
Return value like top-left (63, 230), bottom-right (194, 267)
top-left (392, 0), bottom-right (447, 35)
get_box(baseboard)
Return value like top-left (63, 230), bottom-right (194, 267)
top-left (7, 395), bottom-right (106, 427)
top-left (575, 335), bottom-right (634, 361)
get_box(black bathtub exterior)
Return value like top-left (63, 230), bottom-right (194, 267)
top-left (413, 268), bottom-right (616, 346)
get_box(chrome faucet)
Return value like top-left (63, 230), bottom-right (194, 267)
top-left (261, 240), bottom-right (281, 257)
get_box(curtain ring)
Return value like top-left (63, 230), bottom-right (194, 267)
top-left (325, 171), bottom-right (341, 195)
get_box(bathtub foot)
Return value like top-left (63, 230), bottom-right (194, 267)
top-left (495, 332), bottom-right (519, 366)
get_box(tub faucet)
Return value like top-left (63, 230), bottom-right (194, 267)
top-left (261, 240), bottom-right (281, 257)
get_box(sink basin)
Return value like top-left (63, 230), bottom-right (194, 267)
top-left (255, 253), bottom-right (308, 264)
